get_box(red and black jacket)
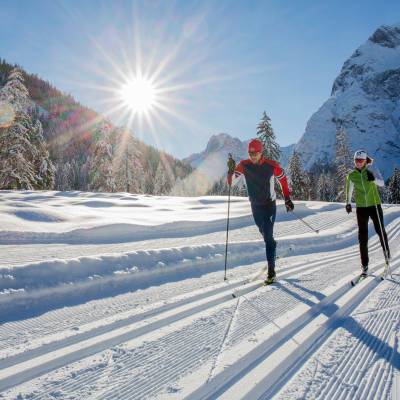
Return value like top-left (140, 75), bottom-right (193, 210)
top-left (234, 157), bottom-right (290, 205)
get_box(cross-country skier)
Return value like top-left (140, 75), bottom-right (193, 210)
top-left (345, 150), bottom-right (391, 276)
top-left (227, 139), bottom-right (294, 284)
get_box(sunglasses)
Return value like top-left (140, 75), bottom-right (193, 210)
top-left (248, 151), bottom-right (260, 156)
top-left (355, 158), bottom-right (366, 163)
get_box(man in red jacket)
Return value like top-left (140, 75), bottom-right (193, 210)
top-left (227, 139), bottom-right (294, 284)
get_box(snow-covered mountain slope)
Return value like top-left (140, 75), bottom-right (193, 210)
top-left (296, 23), bottom-right (400, 179)
top-left (0, 191), bottom-right (399, 399)
top-left (279, 143), bottom-right (295, 169)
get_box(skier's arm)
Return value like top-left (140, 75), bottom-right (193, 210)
top-left (273, 163), bottom-right (290, 199)
top-left (366, 168), bottom-right (385, 187)
top-left (345, 174), bottom-right (354, 204)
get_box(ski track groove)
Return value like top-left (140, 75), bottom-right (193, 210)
top-left (5, 255), bottom-right (395, 400)
top-left (1, 216), bottom-right (399, 399)
top-left (1, 219), bottom-right (394, 358)
top-left (332, 312), bottom-right (392, 400)
top-left (48, 310), bottom-right (232, 399)
top-left (318, 312), bottom-right (388, 399)
top-left (275, 277), bottom-right (400, 400)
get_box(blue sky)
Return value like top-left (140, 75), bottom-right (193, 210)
top-left (1, 0), bottom-right (399, 158)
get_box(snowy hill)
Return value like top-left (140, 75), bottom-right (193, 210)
top-left (0, 190), bottom-right (399, 399)
top-left (296, 23), bottom-right (400, 179)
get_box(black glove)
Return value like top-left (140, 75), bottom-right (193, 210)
top-left (366, 170), bottom-right (375, 181)
top-left (227, 154), bottom-right (236, 174)
top-left (285, 198), bottom-right (294, 212)
top-left (345, 204), bottom-right (352, 214)
top-left (227, 154), bottom-right (236, 186)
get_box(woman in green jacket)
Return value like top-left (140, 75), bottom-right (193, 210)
top-left (345, 150), bottom-right (390, 275)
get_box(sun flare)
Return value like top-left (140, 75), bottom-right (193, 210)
top-left (119, 76), bottom-right (157, 114)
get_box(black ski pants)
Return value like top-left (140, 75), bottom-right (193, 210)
top-left (251, 201), bottom-right (277, 277)
top-left (356, 204), bottom-right (390, 267)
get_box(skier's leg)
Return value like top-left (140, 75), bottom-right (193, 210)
top-left (251, 204), bottom-right (276, 278)
top-left (370, 205), bottom-right (390, 259)
top-left (263, 203), bottom-right (277, 278)
top-left (356, 207), bottom-right (369, 268)
top-left (251, 204), bottom-right (264, 236)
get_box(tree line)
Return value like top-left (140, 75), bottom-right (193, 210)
top-left (208, 112), bottom-right (400, 204)
top-left (0, 63), bottom-right (191, 194)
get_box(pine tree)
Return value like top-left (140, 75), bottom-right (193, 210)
top-left (113, 129), bottom-right (145, 193)
top-left (0, 121), bottom-right (37, 189)
top-left (31, 119), bottom-right (55, 189)
top-left (287, 151), bottom-right (308, 200)
top-left (317, 171), bottom-right (336, 202)
top-left (0, 68), bottom-right (54, 189)
top-left (256, 111), bottom-right (281, 161)
top-left (154, 162), bottom-right (174, 195)
top-left (335, 126), bottom-right (353, 201)
top-left (388, 168), bottom-right (400, 204)
top-left (88, 121), bottom-right (115, 192)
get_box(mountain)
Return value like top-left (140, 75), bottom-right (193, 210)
top-left (184, 133), bottom-right (248, 167)
top-left (0, 59), bottom-right (191, 193)
top-left (184, 133), bottom-right (294, 183)
top-left (296, 23), bottom-right (400, 179)
top-left (279, 143), bottom-right (295, 170)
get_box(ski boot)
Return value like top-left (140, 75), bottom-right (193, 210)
top-left (361, 265), bottom-right (368, 277)
top-left (264, 273), bottom-right (276, 285)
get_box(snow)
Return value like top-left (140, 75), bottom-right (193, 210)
top-left (0, 190), bottom-right (399, 399)
top-left (296, 23), bottom-right (400, 179)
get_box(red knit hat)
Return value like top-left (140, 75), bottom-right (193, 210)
top-left (248, 139), bottom-right (263, 153)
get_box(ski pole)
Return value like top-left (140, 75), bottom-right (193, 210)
top-left (292, 210), bottom-right (319, 234)
top-left (373, 188), bottom-right (392, 279)
top-left (224, 154), bottom-right (236, 281)
top-left (224, 183), bottom-right (232, 281)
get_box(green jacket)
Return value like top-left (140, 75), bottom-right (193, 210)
top-left (345, 167), bottom-right (382, 207)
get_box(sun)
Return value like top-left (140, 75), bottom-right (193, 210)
top-left (119, 76), bottom-right (157, 114)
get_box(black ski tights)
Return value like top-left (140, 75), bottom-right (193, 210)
top-left (356, 205), bottom-right (390, 267)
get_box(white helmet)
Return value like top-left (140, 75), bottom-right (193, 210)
top-left (354, 149), bottom-right (373, 164)
top-left (354, 150), bottom-right (367, 160)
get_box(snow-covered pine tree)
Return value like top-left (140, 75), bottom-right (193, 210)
top-left (0, 120), bottom-right (37, 189)
top-left (88, 121), bottom-right (115, 192)
top-left (317, 171), bottom-right (336, 202)
top-left (287, 150), bottom-right (308, 200)
top-left (0, 68), bottom-right (31, 113)
top-left (335, 126), bottom-right (353, 202)
top-left (30, 119), bottom-right (55, 189)
top-left (0, 68), bottom-right (45, 189)
top-left (154, 161), bottom-right (174, 195)
top-left (388, 167), bottom-right (400, 204)
top-left (256, 111), bottom-right (281, 161)
top-left (113, 129), bottom-right (145, 193)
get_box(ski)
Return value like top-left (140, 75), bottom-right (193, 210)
top-left (351, 273), bottom-right (368, 286)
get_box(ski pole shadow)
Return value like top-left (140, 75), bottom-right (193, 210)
top-left (270, 278), bottom-right (399, 369)
top-left (284, 278), bottom-right (326, 301)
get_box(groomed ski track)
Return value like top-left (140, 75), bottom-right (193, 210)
top-left (0, 201), bottom-right (399, 399)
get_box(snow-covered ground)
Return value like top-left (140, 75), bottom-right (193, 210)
top-left (0, 191), bottom-right (399, 400)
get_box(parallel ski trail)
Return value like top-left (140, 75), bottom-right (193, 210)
top-left (275, 277), bottom-right (400, 400)
top-left (1, 216), bottom-right (395, 360)
top-left (1, 213), bottom-right (399, 399)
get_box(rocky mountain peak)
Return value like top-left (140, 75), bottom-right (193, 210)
top-left (369, 24), bottom-right (400, 48)
top-left (204, 133), bottom-right (243, 154)
top-left (296, 23), bottom-right (400, 179)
